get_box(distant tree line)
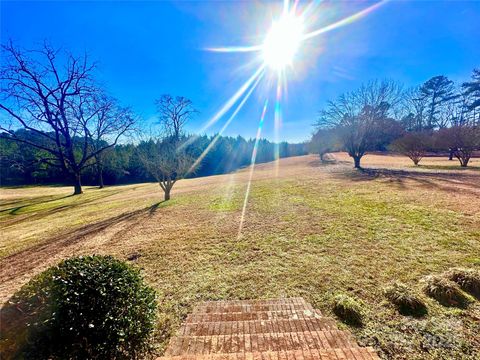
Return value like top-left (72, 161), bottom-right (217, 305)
top-left (0, 131), bottom-right (305, 185)
top-left (0, 42), bottom-right (306, 197)
top-left (310, 71), bottom-right (480, 167)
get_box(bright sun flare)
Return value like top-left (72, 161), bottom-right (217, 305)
top-left (202, 1), bottom-right (388, 237)
top-left (262, 14), bottom-right (304, 70)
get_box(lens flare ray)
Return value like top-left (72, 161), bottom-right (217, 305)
top-left (237, 99), bottom-right (269, 239)
top-left (206, 1), bottom-right (388, 54)
top-left (302, 0), bottom-right (388, 40)
top-left (206, 45), bottom-right (262, 53)
top-left (200, 65), bottom-right (265, 133)
top-left (188, 71), bottom-right (264, 174)
top-left (274, 75), bottom-right (283, 177)
top-left (179, 65), bottom-right (265, 151)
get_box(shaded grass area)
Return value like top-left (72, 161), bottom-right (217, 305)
top-left (1, 156), bottom-right (480, 359)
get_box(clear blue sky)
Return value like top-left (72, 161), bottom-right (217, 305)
top-left (2, 1), bottom-right (479, 142)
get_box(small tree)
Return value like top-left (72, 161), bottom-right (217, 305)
top-left (390, 132), bottom-right (432, 165)
top-left (138, 137), bottom-right (194, 201)
top-left (139, 95), bottom-right (197, 201)
top-left (309, 127), bottom-right (338, 162)
top-left (435, 126), bottom-right (479, 167)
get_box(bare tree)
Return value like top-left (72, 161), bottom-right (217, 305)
top-left (0, 42), bottom-right (134, 194)
top-left (155, 95), bottom-right (197, 140)
top-left (138, 138), bottom-right (194, 201)
top-left (139, 95), bottom-right (198, 201)
top-left (400, 87), bottom-right (429, 131)
top-left (435, 126), bottom-right (479, 167)
top-left (390, 132), bottom-right (432, 166)
top-left (317, 80), bottom-right (403, 168)
top-left (86, 95), bottom-right (135, 188)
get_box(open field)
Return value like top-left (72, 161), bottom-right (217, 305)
top-left (1, 153), bottom-right (480, 359)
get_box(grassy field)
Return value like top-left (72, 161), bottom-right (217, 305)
top-left (1, 153), bottom-right (479, 359)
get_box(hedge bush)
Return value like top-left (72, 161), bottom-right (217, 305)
top-left (2, 255), bottom-right (157, 359)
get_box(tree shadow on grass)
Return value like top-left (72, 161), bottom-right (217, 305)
top-left (332, 167), bottom-right (480, 196)
top-left (148, 201), bottom-right (167, 216)
top-left (0, 190), bottom-right (125, 228)
top-left (307, 156), bottom-right (351, 169)
top-left (308, 159), bottom-right (338, 168)
top-left (420, 164), bottom-right (480, 172)
top-left (0, 194), bottom-right (74, 213)
top-left (0, 203), bottom-right (159, 286)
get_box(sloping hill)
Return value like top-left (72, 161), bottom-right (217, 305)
top-left (1, 153), bottom-right (479, 358)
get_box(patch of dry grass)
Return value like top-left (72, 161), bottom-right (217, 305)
top-left (332, 293), bottom-right (365, 326)
top-left (422, 275), bottom-right (472, 308)
top-left (1, 153), bottom-right (480, 359)
top-left (384, 282), bottom-right (428, 316)
top-left (444, 268), bottom-right (480, 300)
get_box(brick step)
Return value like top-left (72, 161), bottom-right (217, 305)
top-left (193, 303), bottom-right (314, 315)
top-left (194, 298), bottom-right (308, 309)
top-left (159, 347), bottom-right (380, 360)
top-left (186, 310), bottom-right (323, 323)
top-left (165, 330), bottom-right (359, 356)
top-left (179, 318), bottom-right (338, 336)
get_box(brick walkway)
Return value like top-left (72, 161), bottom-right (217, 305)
top-left (158, 297), bottom-right (380, 360)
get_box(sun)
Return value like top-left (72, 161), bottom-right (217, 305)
top-left (262, 13), bottom-right (304, 70)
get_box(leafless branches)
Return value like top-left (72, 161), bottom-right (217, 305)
top-left (155, 95), bottom-right (197, 140)
top-left (0, 41), bottom-right (135, 194)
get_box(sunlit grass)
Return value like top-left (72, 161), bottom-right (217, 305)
top-left (1, 154), bottom-right (479, 358)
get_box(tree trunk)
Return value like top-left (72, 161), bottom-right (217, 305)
top-left (448, 149), bottom-right (454, 161)
top-left (95, 154), bottom-right (105, 189)
top-left (460, 156), bottom-right (469, 167)
top-left (98, 166), bottom-right (104, 189)
top-left (164, 187), bottom-right (171, 201)
top-left (456, 151), bottom-right (470, 167)
top-left (73, 173), bottom-right (83, 195)
top-left (353, 156), bottom-right (361, 169)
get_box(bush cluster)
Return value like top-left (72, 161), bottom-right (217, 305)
top-left (4, 255), bottom-right (157, 359)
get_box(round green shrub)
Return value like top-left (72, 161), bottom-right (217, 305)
top-left (3, 255), bottom-right (157, 359)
